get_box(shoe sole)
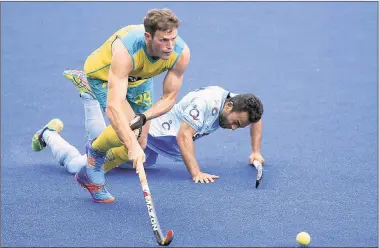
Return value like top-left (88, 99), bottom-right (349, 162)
top-left (63, 70), bottom-right (94, 96)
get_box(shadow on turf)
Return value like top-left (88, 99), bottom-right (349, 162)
top-left (33, 162), bottom-right (191, 182)
top-left (109, 164), bottom-right (190, 182)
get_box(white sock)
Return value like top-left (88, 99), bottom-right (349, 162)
top-left (42, 130), bottom-right (86, 174)
top-left (66, 154), bottom-right (87, 174)
top-left (80, 93), bottom-right (107, 141)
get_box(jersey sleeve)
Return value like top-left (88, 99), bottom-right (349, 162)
top-left (181, 97), bottom-right (208, 133)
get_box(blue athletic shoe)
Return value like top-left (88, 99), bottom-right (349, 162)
top-left (75, 166), bottom-right (115, 203)
top-left (74, 141), bottom-right (115, 203)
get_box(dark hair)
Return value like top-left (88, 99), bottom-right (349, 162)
top-left (144, 8), bottom-right (180, 37)
top-left (226, 93), bottom-right (264, 123)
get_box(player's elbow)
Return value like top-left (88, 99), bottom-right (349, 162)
top-left (168, 99), bottom-right (176, 111)
top-left (162, 97), bottom-right (176, 111)
top-left (176, 132), bottom-right (184, 144)
top-left (176, 131), bottom-right (192, 146)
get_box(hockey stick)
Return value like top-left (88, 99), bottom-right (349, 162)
top-left (252, 160), bottom-right (263, 188)
top-left (138, 167), bottom-right (174, 246)
top-left (131, 117), bottom-right (174, 246)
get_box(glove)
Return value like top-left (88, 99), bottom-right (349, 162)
top-left (130, 114), bottom-right (147, 130)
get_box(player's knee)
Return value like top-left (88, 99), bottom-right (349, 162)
top-left (91, 125), bottom-right (122, 152)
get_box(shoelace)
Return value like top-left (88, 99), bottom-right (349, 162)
top-left (100, 185), bottom-right (110, 194)
top-left (103, 182), bottom-right (112, 193)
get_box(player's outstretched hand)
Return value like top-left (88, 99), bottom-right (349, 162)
top-left (193, 172), bottom-right (219, 184)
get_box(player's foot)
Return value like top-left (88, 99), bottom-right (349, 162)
top-left (75, 165), bottom-right (115, 203)
top-left (75, 140), bottom-right (115, 203)
top-left (32, 118), bottom-right (64, 152)
top-left (63, 69), bottom-right (95, 98)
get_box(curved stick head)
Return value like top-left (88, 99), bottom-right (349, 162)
top-left (159, 230), bottom-right (174, 246)
top-left (253, 161), bottom-right (263, 188)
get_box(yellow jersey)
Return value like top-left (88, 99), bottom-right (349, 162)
top-left (84, 24), bottom-right (186, 87)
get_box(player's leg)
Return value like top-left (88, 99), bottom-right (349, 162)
top-left (103, 145), bottom-right (158, 173)
top-left (44, 131), bottom-right (87, 174)
top-left (75, 82), bottom-right (138, 203)
top-left (75, 134), bottom-right (116, 203)
top-left (81, 92), bottom-right (106, 141)
top-left (32, 119), bottom-right (87, 174)
top-left (146, 134), bottom-right (184, 162)
top-left (103, 146), bottom-right (129, 173)
top-left (63, 70), bottom-right (106, 141)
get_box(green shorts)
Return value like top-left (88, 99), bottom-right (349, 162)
top-left (87, 78), bottom-right (154, 114)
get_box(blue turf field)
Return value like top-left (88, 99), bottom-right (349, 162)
top-left (1, 2), bottom-right (378, 247)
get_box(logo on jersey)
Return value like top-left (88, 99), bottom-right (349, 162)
top-left (212, 107), bottom-right (218, 116)
top-left (162, 120), bottom-right (172, 130)
top-left (189, 109), bottom-right (200, 120)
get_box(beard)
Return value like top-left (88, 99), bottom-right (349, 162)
top-left (219, 112), bottom-right (229, 129)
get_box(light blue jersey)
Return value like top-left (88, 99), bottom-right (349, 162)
top-left (146, 86), bottom-right (233, 162)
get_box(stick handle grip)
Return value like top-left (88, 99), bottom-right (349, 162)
top-left (137, 164), bottom-right (148, 187)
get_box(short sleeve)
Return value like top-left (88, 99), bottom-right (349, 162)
top-left (181, 97), bottom-right (207, 133)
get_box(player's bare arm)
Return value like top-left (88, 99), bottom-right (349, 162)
top-left (143, 45), bottom-right (190, 121)
top-left (249, 119), bottom-right (264, 164)
top-left (177, 121), bottom-right (219, 183)
top-left (107, 38), bottom-right (144, 162)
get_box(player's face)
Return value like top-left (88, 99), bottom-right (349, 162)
top-left (146, 29), bottom-right (178, 60)
top-left (219, 109), bottom-right (250, 130)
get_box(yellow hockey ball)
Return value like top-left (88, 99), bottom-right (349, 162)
top-left (296, 232), bottom-right (311, 246)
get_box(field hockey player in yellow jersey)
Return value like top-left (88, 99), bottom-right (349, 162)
top-left (73, 8), bottom-right (190, 203)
